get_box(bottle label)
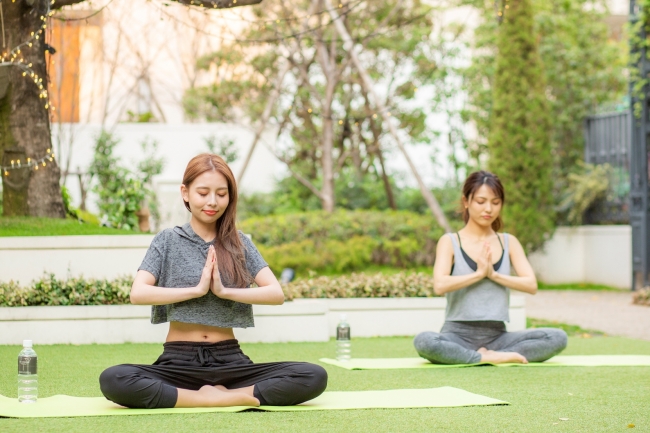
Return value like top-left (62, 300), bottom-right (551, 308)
top-left (336, 326), bottom-right (350, 340)
top-left (18, 356), bottom-right (37, 375)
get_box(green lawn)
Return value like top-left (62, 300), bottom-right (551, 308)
top-left (0, 217), bottom-right (142, 237)
top-left (537, 282), bottom-right (626, 292)
top-left (526, 318), bottom-right (606, 337)
top-left (1, 336), bottom-right (649, 433)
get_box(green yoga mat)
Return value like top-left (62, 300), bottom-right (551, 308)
top-left (0, 387), bottom-right (507, 418)
top-left (319, 355), bottom-right (650, 370)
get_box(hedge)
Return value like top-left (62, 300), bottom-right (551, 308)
top-left (239, 210), bottom-right (445, 273)
top-left (0, 272), bottom-right (438, 306)
top-left (282, 272), bottom-right (438, 301)
top-left (0, 274), bottom-right (132, 307)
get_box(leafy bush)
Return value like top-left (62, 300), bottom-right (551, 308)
top-left (0, 274), bottom-right (132, 307)
top-left (0, 272), bottom-right (438, 307)
top-left (283, 271), bottom-right (438, 301)
top-left (632, 288), bottom-right (650, 307)
top-left (556, 162), bottom-right (611, 225)
top-left (240, 210), bottom-right (444, 273)
top-left (89, 131), bottom-right (163, 231)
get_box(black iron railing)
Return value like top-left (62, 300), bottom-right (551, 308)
top-left (583, 111), bottom-right (631, 224)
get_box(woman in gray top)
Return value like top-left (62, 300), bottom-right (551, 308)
top-left (99, 154), bottom-right (327, 409)
top-left (414, 171), bottom-right (567, 365)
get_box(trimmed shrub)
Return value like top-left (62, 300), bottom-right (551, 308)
top-left (632, 288), bottom-right (650, 307)
top-left (283, 272), bottom-right (438, 301)
top-left (240, 210), bottom-right (444, 273)
top-left (487, 0), bottom-right (555, 252)
top-left (0, 274), bottom-right (132, 307)
top-left (0, 272), bottom-right (438, 307)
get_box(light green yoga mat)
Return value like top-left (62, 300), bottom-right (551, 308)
top-left (320, 355), bottom-right (650, 370)
top-left (0, 387), bottom-right (507, 418)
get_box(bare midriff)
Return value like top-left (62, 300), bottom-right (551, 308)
top-left (166, 321), bottom-right (236, 343)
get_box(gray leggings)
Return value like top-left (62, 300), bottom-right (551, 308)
top-left (414, 321), bottom-right (568, 364)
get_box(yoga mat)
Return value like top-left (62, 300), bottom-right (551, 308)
top-left (0, 387), bottom-right (507, 418)
top-left (319, 355), bottom-right (650, 370)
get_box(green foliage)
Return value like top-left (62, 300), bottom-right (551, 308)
top-left (88, 131), bottom-right (163, 231)
top-left (556, 162), bottom-right (611, 225)
top-left (487, 0), bottom-right (554, 252)
top-left (259, 236), bottom-right (378, 274)
top-left (283, 271), bottom-right (438, 300)
top-left (238, 172), bottom-right (463, 224)
top-left (125, 110), bottom-right (157, 123)
top-left (204, 135), bottom-right (238, 164)
top-left (629, 0), bottom-right (650, 118)
top-left (183, 0), bottom-right (457, 210)
top-left (0, 216), bottom-right (136, 236)
top-left (60, 185), bottom-right (80, 220)
top-left (461, 0), bottom-right (627, 234)
top-left (0, 274), bottom-right (132, 306)
top-left (240, 210), bottom-right (443, 273)
top-left (633, 287), bottom-right (650, 307)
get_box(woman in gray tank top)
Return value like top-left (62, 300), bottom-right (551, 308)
top-left (414, 171), bottom-right (567, 365)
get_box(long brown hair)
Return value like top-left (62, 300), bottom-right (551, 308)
top-left (182, 153), bottom-right (250, 287)
top-left (461, 170), bottom-right (506, 232)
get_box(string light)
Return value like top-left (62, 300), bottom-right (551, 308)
top-left (0, 0), bottom-right (56, 114)
top-left (1, 149), bottom-right (56, 174)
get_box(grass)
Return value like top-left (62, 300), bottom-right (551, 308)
top-left (1, 336), bottom-right (649, 432)
top-left (0, 217), bottom-right (142, 237)
top-left (537, 282), bottom-right (625, 292)
top-left (526, 318), bottom-right (606, 337)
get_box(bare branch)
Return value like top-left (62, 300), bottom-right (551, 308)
top-left (52, 0), bottom-right (90, 10)
top-left (169, 0), bottom-right (263, 9)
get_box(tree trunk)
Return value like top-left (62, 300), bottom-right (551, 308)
top-left (1, 1), bottom-right (65, 218)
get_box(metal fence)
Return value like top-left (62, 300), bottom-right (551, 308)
top-left (583, 111), bottom-right (631, 224)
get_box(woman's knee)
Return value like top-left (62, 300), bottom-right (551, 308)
top-left (545, 328), bottom-right (568, 350)
top-left (99, 365), bottom-right (139, 403)
top-left (413, 331), bottom-right (442, 354)
top-left (302, 363), bottom-right (328, 397)
top-left (256, 362), bottom-right (328, 406)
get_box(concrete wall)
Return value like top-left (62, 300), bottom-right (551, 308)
top-left (0, 235), bottom-right (153, 284)
top-left (0, 296), bottom-right (526, 345)
top-left (528, 225), bottom-right (631, 289)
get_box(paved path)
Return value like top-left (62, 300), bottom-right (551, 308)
top-left (524, 290), bottom-right (650, 341)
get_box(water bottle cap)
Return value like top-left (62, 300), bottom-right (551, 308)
top-left (23, 340), bottom-right (33, 348)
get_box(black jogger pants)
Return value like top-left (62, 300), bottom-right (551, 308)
top-left (99, 339), bottom-right (328, 409)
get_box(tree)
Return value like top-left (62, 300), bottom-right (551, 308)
top-left (184, 0), bottom-right (456, 224)
top-left (0, 0), bottom-right (262, 218)
top-left (460, 0), bottom-right (626, 185)
top-left (487, 0), bottom-right (554, 252)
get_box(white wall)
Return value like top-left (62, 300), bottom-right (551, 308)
top-left (53, 123), bottom-right (280, 229)
top-left (528, 225), bottom-right (631, 289)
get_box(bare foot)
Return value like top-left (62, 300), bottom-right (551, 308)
top-left (479, 350), bottom-right (528, 364)
top-left (477, 347), bottom-right (489, 354)
top-left (175, 385), bottom-right (260, 408)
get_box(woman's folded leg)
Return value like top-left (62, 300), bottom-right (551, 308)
top-left (487, 328), bottom-right (568, 362)
top-left (413, 331), bottom-right (482, 365)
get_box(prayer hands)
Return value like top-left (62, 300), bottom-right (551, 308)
top-left (210, 249), bottom-right (226, 297)
top-left (196, 245), bottom-right (216, 296)
top-left (476, 242), bottom-right (494, 279)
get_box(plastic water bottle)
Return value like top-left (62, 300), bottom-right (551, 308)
top-left (336, 314), bottom-right (351, 362)
top-left (18, 340), bottom-right (38, 403)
